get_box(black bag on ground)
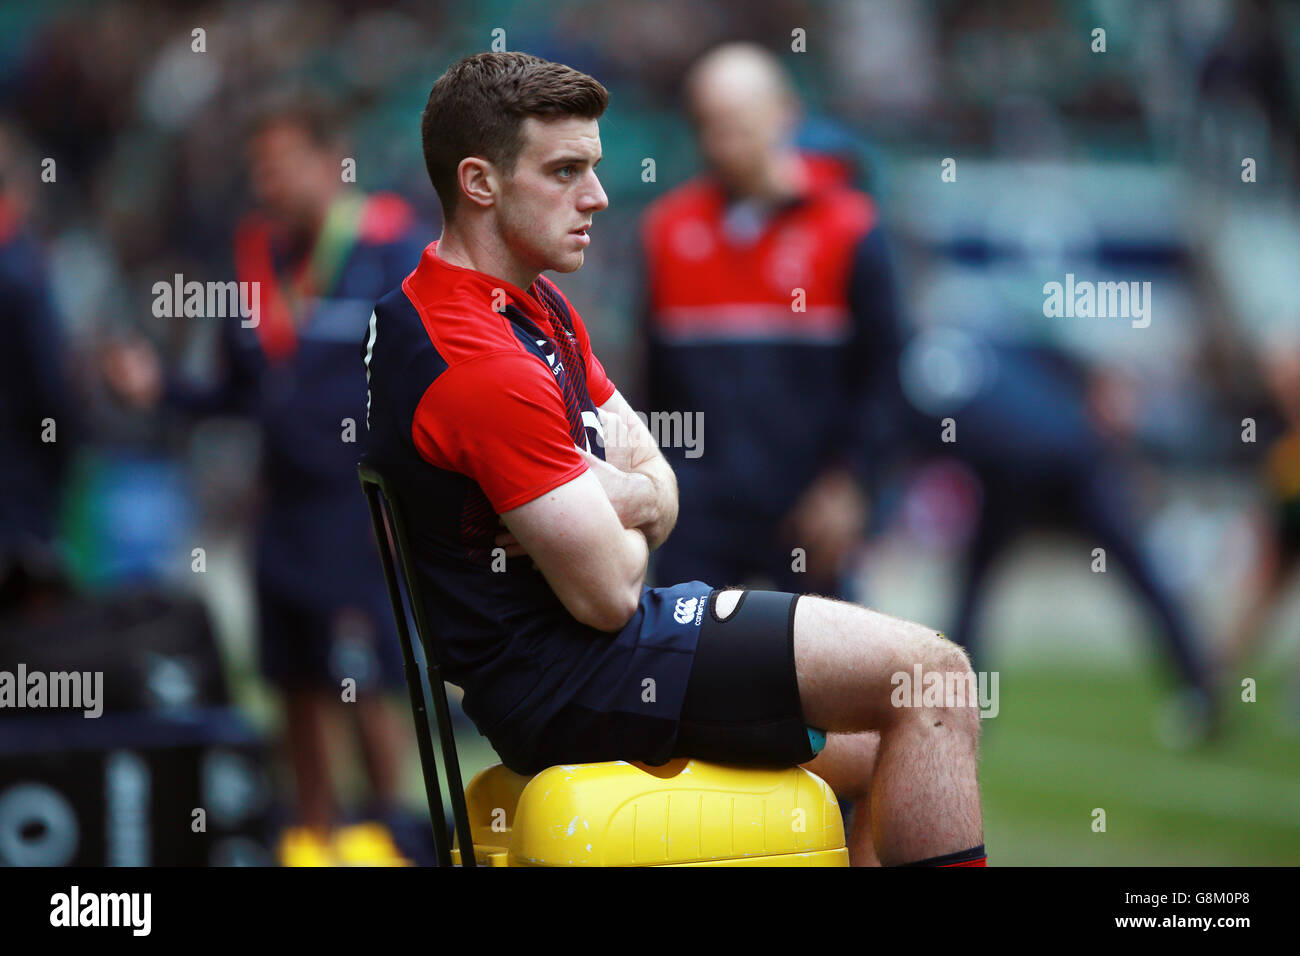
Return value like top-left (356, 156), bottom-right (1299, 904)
top-left (0, 588), bottom-right (229, 713)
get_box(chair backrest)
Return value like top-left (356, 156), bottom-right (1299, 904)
top-left (357, 460), bottom-right (476, 867)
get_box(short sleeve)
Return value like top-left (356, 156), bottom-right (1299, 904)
top-left (411, 351), bottom-right (588, 513)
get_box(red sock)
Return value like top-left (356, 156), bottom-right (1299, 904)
top-left (895, 844), bottom-right (987, 867)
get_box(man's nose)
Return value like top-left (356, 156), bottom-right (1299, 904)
top-left (581, 171), bottom-right (609, 212)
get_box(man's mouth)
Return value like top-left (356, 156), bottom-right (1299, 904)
top-left (571, 224), bottom-right (591, 236)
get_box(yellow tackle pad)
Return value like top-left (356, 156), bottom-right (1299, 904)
top-left (452, 758), bottom-right (847, 867)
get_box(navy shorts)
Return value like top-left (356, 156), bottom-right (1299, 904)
top-left (490, 582), bottom-right (815, 776)
top-left (258, 587), bottom-right (405, 691)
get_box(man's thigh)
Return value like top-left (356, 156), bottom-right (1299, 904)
top-left (790, 593), bottom-right (961, 733)
top-left (669, 588), bottom-right (817, 766)
top-left (673, 587), bottom-right (951, 769)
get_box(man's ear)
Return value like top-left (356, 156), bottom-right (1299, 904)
top-left (456, 156), bottom-right (497, 211)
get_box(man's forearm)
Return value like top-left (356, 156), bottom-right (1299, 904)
top-left (592, 390), bottom-right (680, 549)
top-left (630, 454), bottom-right (678, 551)
top-left (612, 455), bottom-right (678, 551)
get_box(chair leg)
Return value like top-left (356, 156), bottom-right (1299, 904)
top-left (362, 485), bottom-right (451, 865)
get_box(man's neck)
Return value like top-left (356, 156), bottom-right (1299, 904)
top-left (282, 185), bottom-right (345, 246)
top-left (436, 226), bottom-right (537, 293)
top-left (722, 149), bottom-right (806, 206)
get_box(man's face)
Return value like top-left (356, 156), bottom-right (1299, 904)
top-left (494, 115), bottom-right (607, 277)
top-left (689, 76), bottom-right (793, 195)
top-left (247, 122), bottom-right (339, 228)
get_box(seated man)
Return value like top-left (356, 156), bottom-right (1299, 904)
top-left (362, 52), bottom-right (986, 867)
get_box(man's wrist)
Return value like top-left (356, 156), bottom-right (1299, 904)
top-left (621, 470), bottom-right (660, 531)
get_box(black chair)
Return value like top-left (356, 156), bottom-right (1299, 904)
top-left (358, 460), bottom-right (475, 867)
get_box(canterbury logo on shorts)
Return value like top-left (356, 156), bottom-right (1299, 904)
top-left (674, 596), bottom-right (704, 626)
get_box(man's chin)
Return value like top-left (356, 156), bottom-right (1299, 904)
top-left (547, 251), bottom-right (584, 274)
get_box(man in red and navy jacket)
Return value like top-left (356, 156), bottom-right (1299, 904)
top-left (639, 44), bottom-right (906, 597)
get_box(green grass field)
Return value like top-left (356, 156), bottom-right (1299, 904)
top-left (977, 666), bottom-right (1300, 865)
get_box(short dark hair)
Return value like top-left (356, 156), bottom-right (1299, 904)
top-left (421, 52), bottom-right (609, 222)
top-left (244, 91), bottom-right (345, 151)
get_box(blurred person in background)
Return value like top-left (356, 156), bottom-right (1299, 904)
top-left (1220, 333), bottom-right (1300, 717)
top-left (102, 96), bottom-right (430, 865)
top-left (638, 42), bottom-right (905, 598)
top-left (0, 122), bottom-right (76, 613)
top-left (1192, 0), bottom-right (1300, 725)
top-left (898, 329), bottom-right (1220, 745)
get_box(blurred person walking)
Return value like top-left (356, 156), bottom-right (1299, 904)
top-left (638, 43), bottom-right (905, 598)
top-left (103, 97), bottom-right (430, 865)
top-left (1220, 335), bottom-right (1300, 724)
top-left (898, 330), bottom-right (1220, 745)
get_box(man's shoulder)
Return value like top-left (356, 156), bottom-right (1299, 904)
top-left (373, 260), bottom-right (522, 370)
top-left (347, 195), bottom-right (432, 282)
top-left (365, 288), bottom-right (544, 452)
top-left (357, 192), bottom-right (418, 245)
top-left (371, 282), bottom-right (431, 357)
top-left (365, 284), bottom-right (447, 420)
top-left (805, 181), bottom-right (878, 239)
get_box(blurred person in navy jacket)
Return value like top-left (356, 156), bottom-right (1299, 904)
top-left (103, 96), bottom-right (431, 864)
top-left (638, 43), bottom-right (904, 598)
top-left (0, 123), bottom-right (76, 612)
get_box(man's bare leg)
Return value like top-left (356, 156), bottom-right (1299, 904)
top-left (793, 595), bottom-right (983, 865)
top-left (284, 685), bottom-right (337, 833)
top-left (354, 696), bottom-right (405, 807)
top-left (802, 731), bottom-right (881, 866)
top-left (1221, 534), bottom-right (1287, 675)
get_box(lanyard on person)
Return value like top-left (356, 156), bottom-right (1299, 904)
top-left (235, 192), bottom-right (365, 361)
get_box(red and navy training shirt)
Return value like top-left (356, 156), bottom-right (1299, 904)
top-left (361, 241), bottom-right (617, 736)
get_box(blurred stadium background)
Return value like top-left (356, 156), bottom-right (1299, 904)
top-left (1, 0), bottom-right (1297, 865)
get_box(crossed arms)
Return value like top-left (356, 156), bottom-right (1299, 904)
top-left (495, 388), bottom-right (678, 633)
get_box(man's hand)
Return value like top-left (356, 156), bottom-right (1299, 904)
top-left (779, 469), bottom-right (869, 584)
top-left (100, 338), bottom-right (163, 409)
top-left (492, 528), bottom-right (531, 560)
top-left (578, 447), bottom-right (658, 530)
top-left (593, 390), bottom-right (679, 550)
top-left (594, 406), bottom-right (640, 473)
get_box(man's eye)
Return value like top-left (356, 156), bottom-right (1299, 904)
top-left (557, 165), bottom-right (575, 179)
